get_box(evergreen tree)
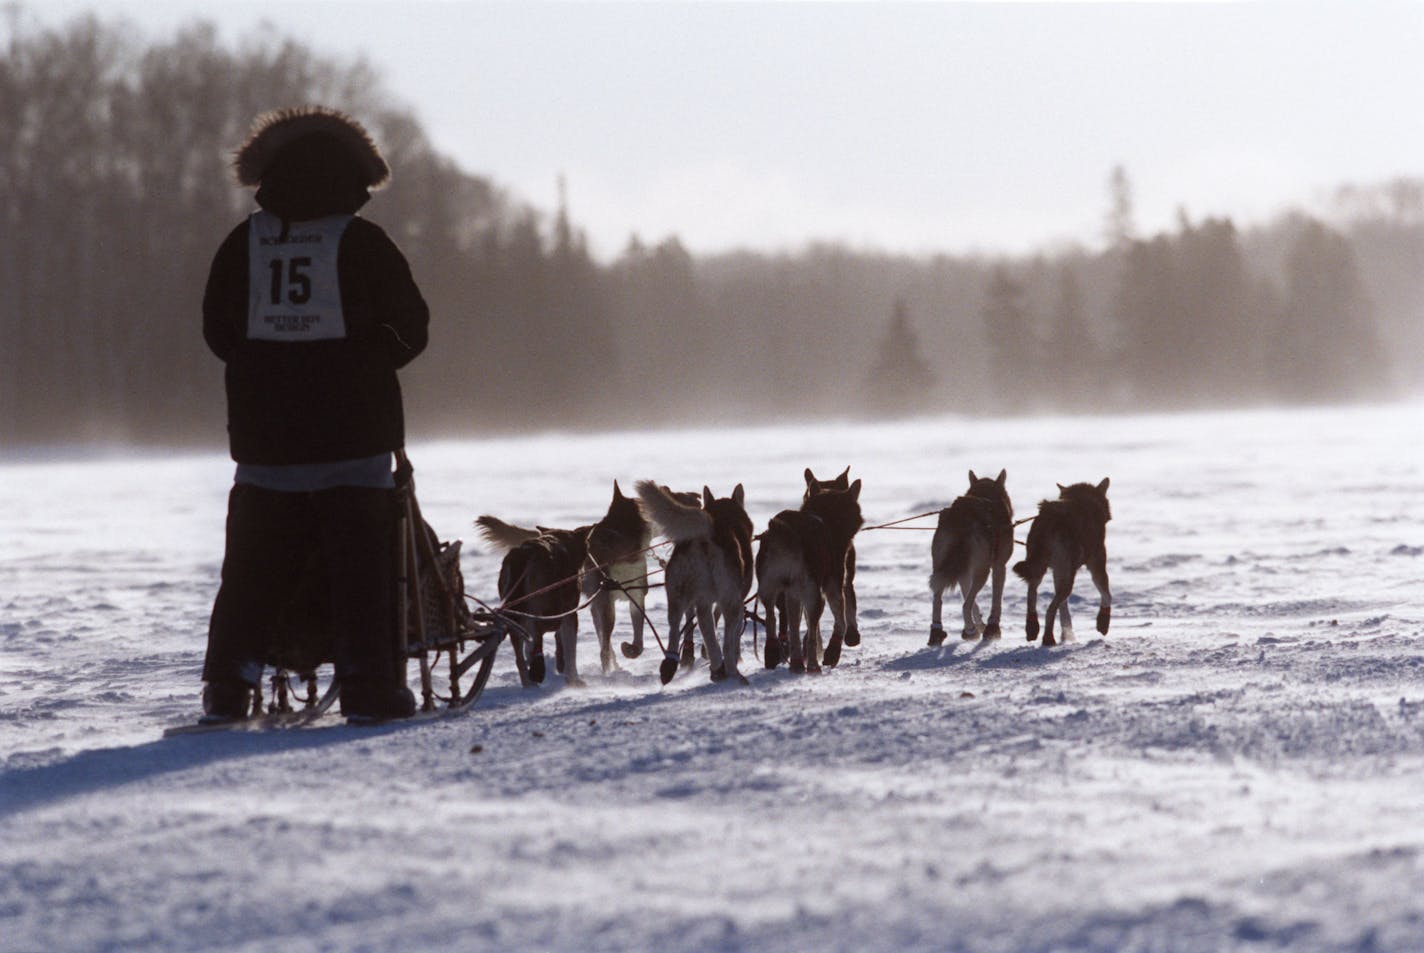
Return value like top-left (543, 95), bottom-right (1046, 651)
top-left (1274, 218), bottom-right (1386, 401)
top-left (1104, 164), bottom-right (1137, 249)
top-left (866, 298), bottom-right (934, 416)
top-left (981, 265), bottom-right (1034, 409)
top-left (1046, 262), bottom-right (1096, 403)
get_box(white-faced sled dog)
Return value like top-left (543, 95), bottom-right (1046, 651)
top-left (646, 486), bottom-right (741, 673)
top-left (929, 469), bottom-right (1014, 644)
top-left (635, 481), bottom-right (754, 685)
top-left (1013, 478), bottom-right (1113, 647)
top-left (580, 482), bottom-right (653, 672)
top-left (476, 516), bottom-right (591, 686)
top-left (757, 468), bottom-right (864, 672)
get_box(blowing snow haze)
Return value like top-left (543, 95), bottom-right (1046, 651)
top-left (3, 2), bottom-right (1423, 451)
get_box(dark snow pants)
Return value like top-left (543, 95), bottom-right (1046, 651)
top-left (203, 483), bottom-right (400, 688)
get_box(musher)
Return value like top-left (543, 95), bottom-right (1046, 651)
top-left (199, 106), bottom-right (429, 721)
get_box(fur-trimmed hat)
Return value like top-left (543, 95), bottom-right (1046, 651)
top-left (234, 106), bottom-right (389, 189)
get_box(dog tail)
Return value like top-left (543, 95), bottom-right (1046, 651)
top-left (475, 515), bottom-right (541, 552)
top-left (635, 479), bottom-right (712, 544)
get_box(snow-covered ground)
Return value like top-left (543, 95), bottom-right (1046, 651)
top-left (3, 402), bottom-right (1423, 953)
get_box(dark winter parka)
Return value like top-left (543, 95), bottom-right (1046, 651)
top-left (203, 108), bottom-right (429, 465)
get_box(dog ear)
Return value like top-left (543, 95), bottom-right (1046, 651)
top-left (996, 469), bottom-right (1007, 485)
top-left (732, 483), bottom-right (745, 507)
top-left (612, 480), bottom-right (623, 500)
top-left (968, 469), bottom-right (978, 484)
top-left (1057, 483), bottom-right (1067, 494)
top-left (702, 486), bottom-right (715, 508)
top-left (1097, 477), bottom-right (1111, 493)
top-left (804, 468), bottom-right (816, 487)
top-left (849, 478), bottom-right (862, 501)
top-left (836, 466), bottom-right (850, 488)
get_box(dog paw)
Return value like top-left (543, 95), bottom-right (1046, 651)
top-left (982, 623), bottom-right (1001, 640)
top-left (529, 655), bottom-right (546, 684)
top-left (709, 664), bottom-right (727, 682)
top-left (765, 638), bottom-right (783, 669)
top-left (659, 655), bottom-right (679, 685)
top-left (1042, 634), bottom-right (1057, 648)
top-left (620, 641), bottom-right (643, 659)
top-left (1097, 607), bottom-right (1111, 635)
top-left (1025, 618), bottom-right (1040, 641)
top-left (789, 657), bottom-right (806, 674)
top-left (960, 628), bottom-right (979, 642)
top-left (822, 641), bottom-right (842, 668)
top-left (844, 628), bottom-right (861, 648)
top-left (928, 625), bottom-right (946, 647)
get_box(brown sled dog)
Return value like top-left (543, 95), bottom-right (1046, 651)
top-left (757, 469), bottom-right (864, 672)
top-left (475, 516), bottom-right (590, 685)
top-left (1013, 478), bottom-right (1113, 647)
top-left (579, 482), bottom-right (653, 673)
top-left (929, 469), bottom-right (1014, 644)
top-left (635, 481), bottom-right (754, 685)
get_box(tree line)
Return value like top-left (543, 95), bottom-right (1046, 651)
top-left (1, 15), bottom-right (1417, 451)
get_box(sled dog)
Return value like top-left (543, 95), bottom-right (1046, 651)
top-left (802, 467), bottom-right (863, 648)
top-left (757, 469), bottom-right (864, 672)
top-left (1013, 478), bottom-right (1113, 647)
top-left (929, 469), bottom-right (1014, 644)
top-left (475, 515), bottom-right (590, 685)
top-left (579, 482), bottom-right (653, 673)
top-left (634, 481), bottom-right (754, 685)
top-left (647, 486), bottom-right (709, 670)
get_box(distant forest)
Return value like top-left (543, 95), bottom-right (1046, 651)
top-left (3, 15), bottom-right (1421, 450)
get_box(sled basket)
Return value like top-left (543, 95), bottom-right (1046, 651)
top-left (395, 450), bottom-right (515, 711)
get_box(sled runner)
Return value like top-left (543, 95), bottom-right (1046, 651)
top-left (166, 452), bottom-right (520, 737)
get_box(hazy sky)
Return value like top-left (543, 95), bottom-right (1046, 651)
top-left (28, 1), bottom-right (1424, 259)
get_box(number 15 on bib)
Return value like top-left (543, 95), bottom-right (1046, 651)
top-left (247, 211), bottom-right (351, 342)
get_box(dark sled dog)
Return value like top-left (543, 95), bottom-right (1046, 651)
top-left (929, 469), bottom-right (1014, 644)
top-left (475, 516), bottom-right (590, 685)
top-left (757, 469), bottom-right (864, 672)
top-left (579, 482), bottom-right (653, 673)
top-left (801, 467), bottom-right (863, 647)
top-left (1013, 478), bottom-right (1113, 647)
top-left (635, 481), bottom-right (754, 685)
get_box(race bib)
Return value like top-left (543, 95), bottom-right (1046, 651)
top-left (247, 211), bottom-right (351, 341)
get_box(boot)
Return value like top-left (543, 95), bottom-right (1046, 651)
top-left (202, 680), bottom-right (253, 721)
top-left (340, 677), bottom-right (416, 721)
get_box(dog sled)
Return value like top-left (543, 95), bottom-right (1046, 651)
top-left (394, 451), bottom-right (517, 712)
top-left (169, 452), bottom-right (521, 735)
